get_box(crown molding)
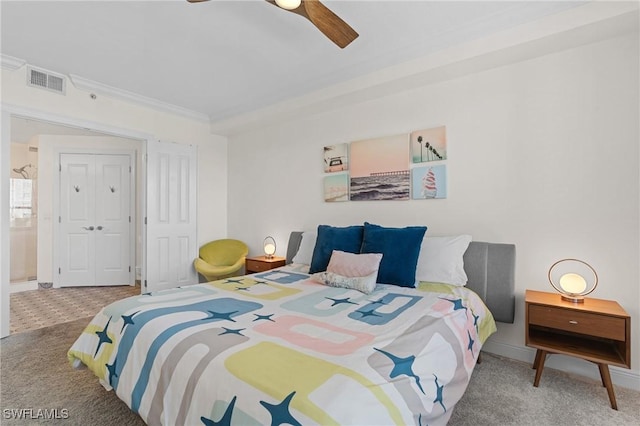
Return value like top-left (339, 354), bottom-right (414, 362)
top-left (68, 74), bottom-right (210, 123)
top-left (0, 54), bottom-right (26, 71)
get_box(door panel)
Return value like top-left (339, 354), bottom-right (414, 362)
top-left (146, 141), bottom-right (197, 292)
top-left (67, 234), bottom-right (90, 273)
top-left (60, 154), bottom-right (95, 285)
top-left (59, 153), bottom-right (132, 286)
top-left (94, 154), bottom-right (131, 285)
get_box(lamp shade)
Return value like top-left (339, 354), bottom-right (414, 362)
top-left (263, 236), bottom-right (276, 258)
top-left (275, 0), bottom-right (302, 10)
top-left (548, 259), bottom-right (598, 303)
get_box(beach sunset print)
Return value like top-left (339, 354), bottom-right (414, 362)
top-left (350, 134), bottom-right (410, 201)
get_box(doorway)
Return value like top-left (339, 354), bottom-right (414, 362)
top-left (3, 114), bottom-right (145, 337)
top-left (2, 108), bottom-right (199, 338)
top-left (9, 141), bottom-right (38, 292)
top-left (58, 152), bottom-right (133, 287)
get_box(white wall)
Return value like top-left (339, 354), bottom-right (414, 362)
top-left (1, 66), bottom-right (228, 247)
top-left (227, 33), bottom-right (639, 388)
top-left (1, 66), bottom-right (228, 337)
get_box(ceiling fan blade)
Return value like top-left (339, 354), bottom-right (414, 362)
top-left (188, 0), bottom-right (358, 48)
top-left (303, 0), bottom-right (358, 48)
top-left (266, 0), bottom-right (358, 48)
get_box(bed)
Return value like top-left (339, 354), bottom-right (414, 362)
top-left (69, 229), bottom-right (515, 426)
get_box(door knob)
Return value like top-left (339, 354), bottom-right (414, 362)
top-left (96, 226), bottom-right (103, 230)
top-left (83, 226), bottom-right (95, 231)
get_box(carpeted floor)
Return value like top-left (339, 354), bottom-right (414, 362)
top-left (10, 285), bottom-right (140, 334)
top-left (1, 318), bottom-right (638, 425)
top-left (0, 317), bottom-right (145, 425)
top-left (450, 355), bottom-right (640, 425)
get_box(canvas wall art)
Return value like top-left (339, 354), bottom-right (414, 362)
top-left (350, 134), bottom-right (410, 201)
top-left (412, 165), bottom-right (447, 199)
top-left (411, 126), bottom-right (447, 163)
top-left (323, 143), bottom-right (349, 173)
top-left (323, 173), bottom-right (349, 202)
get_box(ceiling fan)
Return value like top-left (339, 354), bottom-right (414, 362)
top-left (187, 0), bottom-right (359, 48)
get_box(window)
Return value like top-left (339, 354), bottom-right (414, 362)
top-left (10, 178), bottom-right (33, 223)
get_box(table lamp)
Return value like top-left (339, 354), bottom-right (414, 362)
top-left (263, 236), bottom-right (276, 259)
top-left (548, 258), bottom-right (598, 303)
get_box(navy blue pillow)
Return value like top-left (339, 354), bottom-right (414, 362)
top-left (360, 222), bottom-right (427, 287)
top-left (309, 225), bottom-right (364, 274)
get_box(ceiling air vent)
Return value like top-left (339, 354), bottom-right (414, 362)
top-left (26, 66), bottom-right (66, 95)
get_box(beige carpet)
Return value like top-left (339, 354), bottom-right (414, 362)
top-left (9, 285), bottom-right (140, 334)
top-left (1, 317), bottom-right (638, 425)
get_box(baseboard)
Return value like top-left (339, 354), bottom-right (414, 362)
top-left (482, 340), bottom-right (640, 392)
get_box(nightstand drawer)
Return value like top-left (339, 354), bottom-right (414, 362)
top-left (529, 305), bottom-right (626, 341)
top-left (246, 259), bottom-right (271, 273)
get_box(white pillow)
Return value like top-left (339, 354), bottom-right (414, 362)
top-left (415, 235), bottom-right (472, 286)
top-left (292, 231), bottom-right (317, 265)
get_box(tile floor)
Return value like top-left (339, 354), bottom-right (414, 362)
top-left (9, 284), bottom-right (141, 334)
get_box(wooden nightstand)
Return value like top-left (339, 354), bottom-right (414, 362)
top-left (525, 290), bottom-right (631, 410)
top-left (245, 256), bottom-right (286, 274)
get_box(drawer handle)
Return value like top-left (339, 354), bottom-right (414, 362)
top-left (569, 320), bottom-right (578, 325)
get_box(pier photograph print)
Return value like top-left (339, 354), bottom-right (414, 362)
top-left (350, 134), bottom-right (410, 201)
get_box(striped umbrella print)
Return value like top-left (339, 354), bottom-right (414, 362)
top-left (422, 168), bottom-right (437, 198)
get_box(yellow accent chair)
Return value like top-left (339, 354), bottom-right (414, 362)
top-left (194, 239), bottom-right (249, 282)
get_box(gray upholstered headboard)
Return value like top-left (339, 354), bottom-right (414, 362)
top-left (285, 231), bottom-right (516, 323)
top-left (463, 241), bottom-right (516, 323)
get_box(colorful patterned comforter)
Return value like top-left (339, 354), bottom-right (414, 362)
top-left (68, 265), bottom-right (496, 425)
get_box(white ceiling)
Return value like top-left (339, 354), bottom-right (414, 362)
top-left (2, 0), bottom-right (586, 126)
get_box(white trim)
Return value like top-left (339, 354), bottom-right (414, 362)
top-left (53, 148), bottom-right (136, 288)
top-left (68, 74), bottom-right (210, 123)
top-left (482, 340), bottom-right (640, 392)
top-left (141, 141), bottom-right (150, 293)
top-left (1, 111), bottom-right (11, 337)
top-left (2, 103), bottom-right (154, 142)
top-left (0, 54), bottom-right (26, 71)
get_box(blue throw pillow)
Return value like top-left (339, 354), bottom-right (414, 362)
top-left (309, 225), bottom-right (364, 274)
top-left (360, 222), bottom-right (427, 287)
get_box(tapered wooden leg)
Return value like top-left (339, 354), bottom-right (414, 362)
top-left (477, 352), bottom-right (482, 364)
top-left (598, 363), bottom-right (618, 410)
top-left (533, 350), bottom-right (547, 387)
top-left (533, 349), bottom-right (543, 370)
top-left (596, 363), bottom-right (606, 387)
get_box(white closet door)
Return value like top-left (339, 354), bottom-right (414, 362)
top-left (59, 154), bottom-right (96, 286)
top-left (145, 140), bottom-right (197, 292)
top-left (94, 154), bottom-right (132, 285)
top-left (59, 153), bottom-right (132, 286)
